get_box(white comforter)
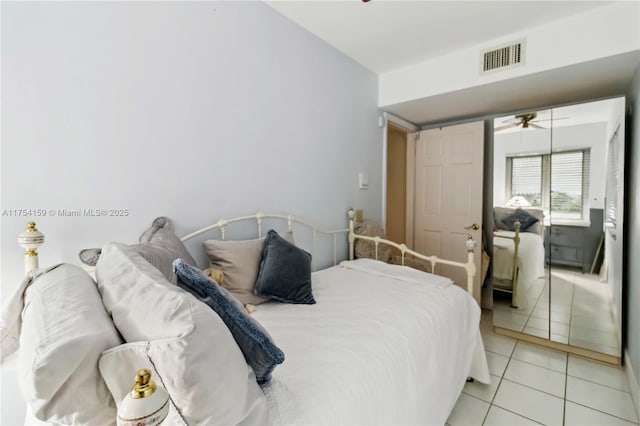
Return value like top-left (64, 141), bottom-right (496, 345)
top-left (253, 259), bottom-right (490, 426)
top-left (493, 231), bottom-right (546, 307)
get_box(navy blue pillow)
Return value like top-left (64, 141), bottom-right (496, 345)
top-left (173, 259), bottom-right (284, 384)
top-left (500, 208), bottom-right (539, 232)
top-left (255, 230), bottom-right (315, 304)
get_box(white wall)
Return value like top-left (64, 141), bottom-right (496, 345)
top-left (0, 2), bottom-right (381, 423)
top-left (380, 1), bottom-right (640, 108)
top-left (493, 122), bottom-right (607, 209)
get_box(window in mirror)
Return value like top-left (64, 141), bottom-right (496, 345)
top-left (551, 150), bottom-right (590, 220)
top-left (507, 155), bottom-right (543, 207)
top-left (507, 148), bottom-right (590, 222)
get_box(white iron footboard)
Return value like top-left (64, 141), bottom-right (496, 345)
top-left (346, 210), bottom-right (477, 296)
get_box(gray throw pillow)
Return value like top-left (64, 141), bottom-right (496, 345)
top-left (173, 259), bottom-right (285, 384)
top-left (139, 216), bottom-right (197, 266)
top-left (79, 248), bottom-right (102, 267)
top-left (254, 230), bottom-right (315, 304)
top-left (79, 217), bottom-right (196, 283)
top-left (494, 207), bottom-right (544, 235)
top-left (500, 208), bottom-right (539, 232)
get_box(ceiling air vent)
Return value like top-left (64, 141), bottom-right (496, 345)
top-left (480, 39), bottom-right (525, 73)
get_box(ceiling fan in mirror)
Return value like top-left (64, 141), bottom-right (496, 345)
top-left (494, 112), bottom-right (568, 132)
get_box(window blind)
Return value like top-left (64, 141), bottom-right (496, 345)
top-left (551, 150), bottom-right (589, 218)
top-left (510, 156), bottom-right (542, 206)
top-left (508, 149), bottom-right (590, 220)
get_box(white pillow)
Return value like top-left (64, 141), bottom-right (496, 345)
top-left (96, 243), bottom-right (268, 425)
top-left (19, 264), bottom-right (121, 425)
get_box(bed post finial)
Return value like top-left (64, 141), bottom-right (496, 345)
top-left (465, 235), bottom-right (477, 298)
top-left (465, 235), bottom-right (476, 253)
top-left (348, 209), bottom-right (355, 260)
top-left (18, 221), bottom-right (45, 274)
top-left (256, 212), bottom-right (265, 237)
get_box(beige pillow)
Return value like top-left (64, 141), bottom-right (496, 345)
top-left (96, 242), bottom-right (268, 425)
top-left (203, 231), bottom-right (293, 306)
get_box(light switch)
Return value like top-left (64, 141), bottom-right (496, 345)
top-left (358, 172), bottom-right (369, 190)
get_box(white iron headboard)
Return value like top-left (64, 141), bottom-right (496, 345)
top-left (180, 209), bottom-right (477, 295)
top-left (180, 212), bottom-right (350, 272)
top-left (16, 211), bottom-right (477, 296)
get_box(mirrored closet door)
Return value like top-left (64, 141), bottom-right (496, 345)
top-left (491, 108), bottom-right (552, 337)
top-left (491, 97), bottom-right (625, 363)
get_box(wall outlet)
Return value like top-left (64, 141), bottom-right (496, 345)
top-left (355, 209), bottom-right (363, 222)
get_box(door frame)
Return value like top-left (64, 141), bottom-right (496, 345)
top-left (381, 112), bottom-right (418, 246)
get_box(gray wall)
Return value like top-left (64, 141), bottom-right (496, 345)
top-left (1, 3), bottom-right (381, 423)
top-left (1, 1), bottom-right (381, 284)
top-left (626, 64), bottom-right (640, 391)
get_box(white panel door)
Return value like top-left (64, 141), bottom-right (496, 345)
top-left (414, 121), bottom-right (484, 303)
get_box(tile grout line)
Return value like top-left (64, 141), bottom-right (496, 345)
top-left (485, 347), bottom-right (565, 375)
top-left (562, 346), bottom-right (569, 425)
top-left (562, 277), bottom-right (573, 425)
top-left (566, 370), bottom-right (632, 393)
top-left (566, 400), bottom-right (640, 425)
top-left (488, 404), bottom-right (546, 425)
top-left (567, 277), bottom-right (575, 351)
top-left (485, 339), bottom-right (553, 425)
top-left (524, 276), bottom-right (548, 332)
top-left (494, 352), bottom-right (637, 423)
top-left (482, 309), bottom-right (635, 425)
top-left (487, 344), bottom-right (632, 393)
top-left (480, 337), bottom-right (518, 425)
top-left (500, 377), bottom-right (565, 400)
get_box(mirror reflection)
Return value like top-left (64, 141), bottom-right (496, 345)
top-left (492, 109), bottom-right (551, 335)
top-left (491, 97), bottom-right (624, 360)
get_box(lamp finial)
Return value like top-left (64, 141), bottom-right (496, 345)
top-left (118, 368), bottom-right (169, 426)
top-left (130, 368), bottom-right (157, 399)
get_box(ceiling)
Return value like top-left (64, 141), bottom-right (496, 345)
top-left (266, 1), bottom-right (640, 126)
top-left (386, 51), bottom-right (640, 126)
top-left (266, 1), bottom-right (614, 74)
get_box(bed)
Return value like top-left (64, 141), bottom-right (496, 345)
top-left (2, 210), bottom-right (490, 426)
top-left (492, 206), bottom-right (546, 308)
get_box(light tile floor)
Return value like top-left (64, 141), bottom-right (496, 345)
top-left (493, 267), bottom-right (620, 356)
top-left (446, 310), bottom-right (639, 426)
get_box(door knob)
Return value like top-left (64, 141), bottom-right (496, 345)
top-left (464, 223), bottom-right (480, 231)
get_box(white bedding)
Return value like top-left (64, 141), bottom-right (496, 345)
top-left (493, 230), bottom-right (546, 307)
top-left (253, 259), bottom-right (490, 425)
